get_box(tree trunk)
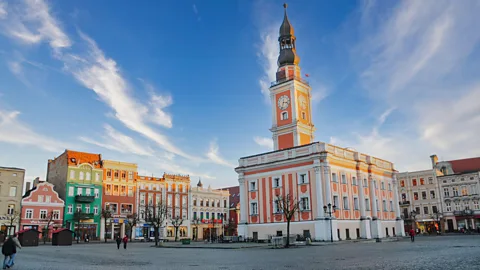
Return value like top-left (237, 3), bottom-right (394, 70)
top-left (154, 226), bottom-right (159, 246)
top-left (286, 219), bottom-right (290, 248)
top-left (175, 227), bottom-right (178, 242)
top-left (104, 219), bottom-right (108, 242)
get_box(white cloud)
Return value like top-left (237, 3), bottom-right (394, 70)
top-left (140, 79), bottom-right (173, 128)
top-left (7, 61), bottom-right (22, 75)
top-left (257, 25), bottom-right (278, 103)
top-left (0, 109), bottom-right (67, 152)
top-left (79, 124), bottom-right (154, 157)
top-left (0, 1), bottom-right (7, 19)
top-left (253, 136), bottom-right (273, 150)
top-left (206, 139), bottom-right (236, 168)
top-left (338, 0), bottom-right (480, 170)
top-left (0, 0), bottom-right (71, 49)
top-left (192, 4), bottom-right (201, 21)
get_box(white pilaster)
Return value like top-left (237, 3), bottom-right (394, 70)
top-left (392, 174), bottom-right (401, 219)
top-left (357, 171), bottom-right (371, 239)
top-left (111, 223), bottom-right (115, 239)
top-left (370, 176), bottom-right (378, 219)
top-left (323, 162), bottom-right (332, 205)
top-left (314, 162), bottom-right (325, 219)
top-left (121, 223), bottom-right (125, 237)
top-left (100, 217), bottom-right (105, 240)
top-left (239, 174), bottom-right (247, 224)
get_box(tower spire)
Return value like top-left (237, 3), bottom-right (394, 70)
top-left (277, 3), bottom-right (299, 67)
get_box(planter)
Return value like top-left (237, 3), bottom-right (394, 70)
top-left (181, 239), bottom-right (191, 245)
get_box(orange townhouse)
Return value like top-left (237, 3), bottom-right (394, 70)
top-left (234, 4), bottom-right (404, 242)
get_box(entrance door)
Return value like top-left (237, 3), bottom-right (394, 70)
top-left (386, 228), bottom-right (389, 237)
top-left (346, 229), bottom-right (350, 240)
top-left (356, 228), bottom-right (360, 239)
top-left (252, 232), bottom-right (258, 242)
top-left (447, 219), bottom-right (454, 232)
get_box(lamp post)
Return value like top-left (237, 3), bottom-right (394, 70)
top-left (220, 213), bottom-right (225, 240)
top-left (410, 210), bottom-right (417, 233)
top-left (323, 203), bottom-right (336, 242)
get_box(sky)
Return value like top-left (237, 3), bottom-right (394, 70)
top-left (1, 0), bottom-right (480, 190)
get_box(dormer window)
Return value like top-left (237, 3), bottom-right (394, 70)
top-left (281, 111), bottom-right (288, 120)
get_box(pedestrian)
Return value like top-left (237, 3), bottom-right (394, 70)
top-left (122, 234), bottom-right (128, 249)
top-left (116, 235), bottom-right (122, 250)
top-left (409, 228), bottom-right (415, 242)
top-left (2, 237), bottom-right (14, 269)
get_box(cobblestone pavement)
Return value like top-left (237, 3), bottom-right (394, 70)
top-left (15, 235), bottom-right (480, 269)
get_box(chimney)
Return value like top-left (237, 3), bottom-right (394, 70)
top-left (430, 154), bottom-right (438, 168)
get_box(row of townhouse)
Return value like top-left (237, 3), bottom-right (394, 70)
top-left (397, 155), bottom-right (480, 233)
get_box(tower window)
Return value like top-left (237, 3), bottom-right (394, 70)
top-left (281, 112), bottom-right (288, 120)
top-left (301, 112), bottom-right (306, 120)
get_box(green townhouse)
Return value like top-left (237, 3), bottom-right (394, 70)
top-left (47, 150), bottom-right (103, 240)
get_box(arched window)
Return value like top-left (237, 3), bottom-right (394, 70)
top-left (79, 172), bottom-right (84, 180)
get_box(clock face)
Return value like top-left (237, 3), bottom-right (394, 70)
top-left (277, 95), bottom-right (290, 110)
top-left (299, 95), bottom-right (307, 109)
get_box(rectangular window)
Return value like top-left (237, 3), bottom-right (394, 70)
top-left (250, 182), bottom-right (256, 191)
top-left (300, 197), bottom-right (310, 210)
top-left (341, 175), bottom-right (347, 184)
top-left (200, 212), bottom-right (204, 219)
top-left (167, 194), bottom-right (172, 206)
top-left (388, 183), bottom-right (392, 191)
top-left (113, 185), bottom-right (119, 195)
top-left (106, 184), bottom-right (112, 195)
top-left (274, 178), bottom-right (281, 188)
top-left (38, 195), bottom-right (44, 203)
top-left (45, 196), bottom-right (51, 203)
top-left (206, 212), bottom-right (210, 219)
top-left (455, 202), bottom-right (461, 211)
top-left (444, 188), bottom-right (450, 197)
top-left (376, 200), bottom-right (379, 211)
top-left (26, 209), bottom-right (33, 219)
top-left (94, 206), bottom-right (98, 215)
top-left (77, 187), bottom-right (83, 196)
top-left (107, 203), bottom-right (118, 213)
top-left (128, 171), bottom-right (133, 179)
top-left (400, 180), bottom-right (405, 187)
top-left (206, 199), bottom-right (210, 207)
top-left (354, 198), bottom-right (359, 210)
top-left (121, 204), bottom-right (133, 214)
top-left (461, 186), bottom-right (468, 196)
top-left (420, 178), bottom-right (425, 185)
top-left (9, 186), bottom-right (17, 197)
top-left (85, 188), bottom-right (91, 195)
top-left (70, 170), bottom-right (75, 179)
top-left (76, 205), bottom-right (82, 213)
top-left (352, 177), bottom-right (357, 186)
top-left (51, 210), bottom-right (60, 220)
top-left (365, 199), bottom-right (370, 211)
top-left (121, 185), bottom-right (126, 196)
top-left (414, 192), bottom-right (418, 200)
top-left (301, 112), bottom-right (306, 119)
top-left (428, 177), bottom-right (433, 184)
top-left (7, 204), bottom-right (14, 215)
top-left (140, 193), bottom-right (146, 205)
top-left (389, 201), bottom-right (393, 212)
top-left (446, 202), bottom-right (452, 212)
top-left (128, 186), bottom-right (134, 197)
top-left (40, 210), bottom-right (47, 219)
top-left (432, 206), bottom-right (438, 213)
top-left (274, 200), bottom-right (281, 213)
top-left (343, 197), bottom-right (349, 210)
top-left (333, 196), bottom-right (339, 208)
top-left (250, 202), bottom-right (258, 215)
top-left (68, 204), bottom-right (73, 214)
top-left (474, 201), bottom-right (479, 210)
top-left (121, 172), bottom-right (126, 179)
top-left (332, 173), bottom-right (338, 183)
top-left (382, 200), bottom-right (387, 212)
top-left (415, 207), bottom-right (420, 214)
top-left (281, 111), bottom-right (288, 120)
top-left (95, 173), bottom-right (100, 181)
top-left (94, 189), bottom-right (99, 198)
top-left (363, 179), bottom-right (368, 187)
top-left (423, 207), bottom-right (429, 215)
top-left (430, 190), bottom-right (436, 199)
top-left (412, 179), bottom-right (417, 186)
top-left (69, 186), bottom-right (74, 196)
top-left (453, 187), bottom-right (459, 197)
top-left (224, 200), bottom-right (227, 208)
top-left (86, 172), bottom-right (91, 181)
top-left (421, 191), bottom-right (427, 200)
top-left (193, 212), bottom-right (197, 220)
top-left (299, 174), bottom-right (307, 184)
top-left (114, 170), bottom-right (119, 178)
top-left (381, 181), bottom-right (385, 190)
top-left (79, 172), bottom-right (84, 180)
top-left (85, 205), bottom-right (90, 214)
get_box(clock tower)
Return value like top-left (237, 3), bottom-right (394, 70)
top-left (270, 4), bottom-right (315, 151)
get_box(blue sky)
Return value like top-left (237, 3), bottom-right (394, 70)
top-left (1, 0), bottom-right (480, 190)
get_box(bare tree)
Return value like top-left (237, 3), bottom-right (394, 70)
top-left (145, 202), bottom-right (168, 246)
top-left (170, 207), bottom-right (184, 242)
top-left (7, 211), bottom-right (20, 236)
top-left (42, 210), bottom-right (56, 244)
top-left (276, 194), bottom-right (301, 248)
top-left (72, 209), bottom-right (83, 243)
top-left (101, 208), bottom-right (112, 242)
top-left (125, 213), bottom-right (139, 241)
top-left (431, 212), bottom-right (442, 234)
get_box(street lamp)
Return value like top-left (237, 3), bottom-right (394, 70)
top-left (192, 218), bottom-right (200, 241)
top-left (410, 210), bottom-right (417, 233)
top-left (323, 203), bottom-right (336, 242)
top-left (219, 213), bottom-right (225, 240)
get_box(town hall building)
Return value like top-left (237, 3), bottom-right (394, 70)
top-left (235, 4), bottom-right (404, 241)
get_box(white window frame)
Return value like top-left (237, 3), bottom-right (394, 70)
top-left (68, 204), bottom-right (73, 214)
top-left (53, 210), bottom-right (60, 220)
top-left (353, 197), bottom-right (359, 210)
top-left (333, 195), bottom-right (339, 208)
top-left (365, 199), bottom-right (370, 211)
top-left (332, 173), bottom-right (338, 183)
top-left (445, 202), bottom-right (452, 212)
top-left (343, 196), bottom-right (349, 210)
top-left (300, 197), bottom-right (310, 211)
top-left (341, 174), bottom-right (347, 184)
top-left (9, 186), bottom-right (17, 197)
top-left (7, 204), bottom-right (14, 215)
top-left (45, 196), bottom-right (51, 203)
top-left (352, 177), bottom-right (357, 186)
top-left (79, 171), bottom-right (84, 180)
top-left (389, 201), bottom-right (393, 212)
top-left (94, 206), bottom-right (99, 215)
top-left (38, 195), bottom-right (44, 203)
top-left (281, 111), bottom-right (288, 120)
top-left (70, 170), bottom-right (75, 180)
top-left (249, 180), bottom-right (257, 191)
top-left (250, 202), bottom-right (258, 215)
top-left (274, 199), bottom-right (282, 214)
top-left (363, 179), bottom-right (368, 187)
top-left (94, 188), bottom-right (99, 198)
top-left (85, 205), bottom-right (90, 214)
top-left (95, 173), bottom-right (100, 182)
top-left (40, 209), bottom-right (48, 219)
top-left (77, 187), bottom-right (83, 196)
top-left (68, 186), bottom-right (74, 197)
top-left (298, 172), bottom-right (309, 184)
top-left (76, 205), bottom-right (82, 213)
top-left (86, 172), bottom-right (91, 181)
top-left (25, 209), bottom-right (33, 219)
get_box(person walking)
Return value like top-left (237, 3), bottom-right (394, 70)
top-left (2, 237), bottom-right (15, 269)
top-left (116, 235), bottom-right (122, 250)
top-left (409, 228), bottom-right (415, 242)
top-left (122, 235), bottom-right (128, 249)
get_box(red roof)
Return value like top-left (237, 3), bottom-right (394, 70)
top-left (220, 186), bottom-right (240, 208)
top-left (17, 228), bottom-right (40, 234)
top-left (52, 228), bottom-right (72, 234)
top-left (448, 157), bottom-right (480, 174)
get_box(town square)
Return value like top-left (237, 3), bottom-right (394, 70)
top-left (1, 0), bottom-right (480, 269)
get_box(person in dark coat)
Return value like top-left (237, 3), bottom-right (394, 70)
top-left (116, 235), bottom-right (122, 249)
top-left (409, 228), bottom-right (415, 242)
top-left (122, 235), bottom-right (128, 249)
top-left (2, 237), bottom-right (15, 269)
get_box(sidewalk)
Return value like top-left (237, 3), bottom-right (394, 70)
top-left (154, 241), bottom-right (269, 249)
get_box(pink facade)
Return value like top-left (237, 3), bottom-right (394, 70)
top-left (21, 182), bottom-right (65, 239)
